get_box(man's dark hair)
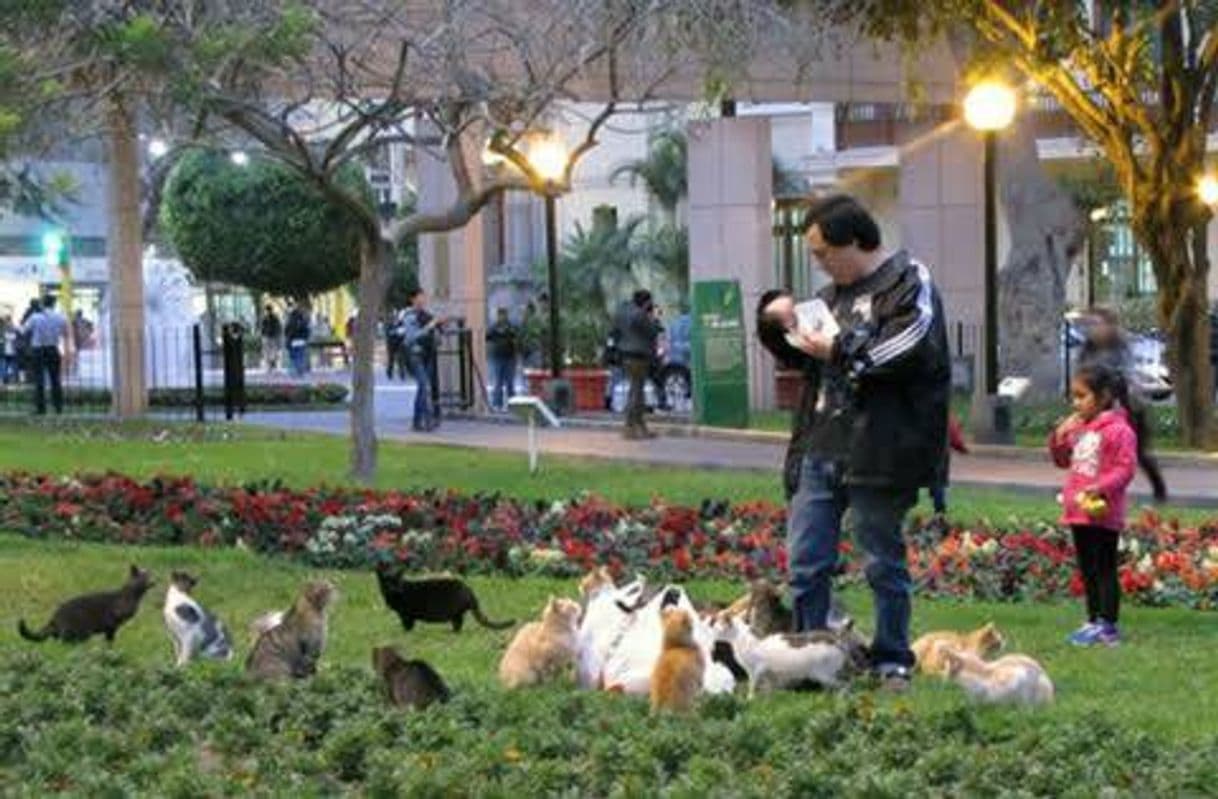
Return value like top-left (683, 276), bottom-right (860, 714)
top-left (802, 195), bottom-right (881, 252)
top-left (42, 295), bottom-right (56, 309)
top-left (755, 288), bottom-right (793, 363)
top-left (632, 289), bottom-right (653, 308)
top-left (408, 288), bottom-right (425, 303)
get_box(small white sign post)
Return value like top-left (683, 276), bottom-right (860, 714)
top-left (508, 396), bottom-right (561, 474)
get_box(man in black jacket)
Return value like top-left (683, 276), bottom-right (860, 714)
top-left (757, 195), bottom-right (950, 691)
top-left (613, 289), bottom-right (662, 439)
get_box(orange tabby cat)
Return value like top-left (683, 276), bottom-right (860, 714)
top-left (912, 622), bottom-right (1004, 676)
top-left (650, 608), bottom-right (704, 714)
top-left (941, 647), bottom-right (1054, 705)
top-left (498, 597), bottom-right (582, 689)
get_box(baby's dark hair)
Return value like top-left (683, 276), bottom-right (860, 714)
top-left (1073, 363), bottom-right (1128, 410)
top-left (756, 289), bottom-right (795, 364)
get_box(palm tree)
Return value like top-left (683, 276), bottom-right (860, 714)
top-left (610, 130), bottom-right (688, 221)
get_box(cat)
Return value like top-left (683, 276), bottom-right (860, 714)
top-left (246, 580), bottom-right (336, 681)
top-left (163, 571), bottom-right (233, 666)
top-left (723, 579), bottom-right (853, 636)
top-left (913, 623), bottom-right (1005, 676)
top-left (371, 645), bottom-right (451, 710)
top-left (375, 566), bottom-right (514, 632)
top-left (941, 648), bottom-right (1055, 706)
top-left (19, 565), bottom-right (154, 645)
top-left (498, 597), bottom-right (582, 689)
top-left (650, 607), bottom-right (704, 714)
top-left (248, 610), bottom-right (284, 642)
top-left (578, 566), bottom-right (615, 611)
top-left (712, 612), bottom-right (865, 696)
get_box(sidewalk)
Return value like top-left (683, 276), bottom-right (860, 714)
top-left (244, 401), bottom-right (1218, 506)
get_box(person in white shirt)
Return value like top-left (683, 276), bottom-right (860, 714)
top-left (23, 295), bottom-right (68, 414)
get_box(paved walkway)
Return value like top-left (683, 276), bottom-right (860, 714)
top-left (245, 384), bottom-right (1218, 506)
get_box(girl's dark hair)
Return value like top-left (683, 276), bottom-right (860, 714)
top-left (1073, 363), bottom-right (1127, 411)
top-left (801, 194), bottom-right (881, 252)
top-left (756, 289), bottom-right (798, 366)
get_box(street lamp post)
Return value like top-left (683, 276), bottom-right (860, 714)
top-left (525, 133), bottom-right (570, 380)
top-left (963, 80), bottom-right (1017, 443)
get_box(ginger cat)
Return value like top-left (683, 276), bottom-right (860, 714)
top-left (912, 622), bottom-right (1004, 676)
top-left (498, 597), bottom-right (582, 689)
top-left (650, 608), bottom-right (704, 714)
top-left (941, 648), bottom-right (1054, 706)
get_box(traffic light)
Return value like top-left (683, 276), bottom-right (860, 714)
top-left (42, 230), bottom-right (69, 268)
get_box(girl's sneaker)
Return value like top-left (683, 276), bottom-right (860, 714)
top-left (1095, 622), bottom-right (1121, 647)
top-left (1067, 622), bottom-right (1103, 646)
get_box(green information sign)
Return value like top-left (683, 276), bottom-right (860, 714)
top-left (691, 279), bottom-right (749, 428)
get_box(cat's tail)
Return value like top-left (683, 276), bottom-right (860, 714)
top-left (18, 619), bottom-right (53, 642)
top-left (471, 606), bottom-right (515, 630)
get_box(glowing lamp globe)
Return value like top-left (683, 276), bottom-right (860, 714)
top-left (528, 134), bottom-right (568, 184)
top-left (964, 82), bottom-right (1017, 132)
top-left (1198, 174), bottom-right (1218, 206)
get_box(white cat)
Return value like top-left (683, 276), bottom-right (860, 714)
top-left (163, 571), bottom-right (233, 666)
top-left (941, 647), bottom-right (1055, 706)
top-left (712, 613), bottom-right (865, 696)
top-left (599, 584), bottom-right (735, 695)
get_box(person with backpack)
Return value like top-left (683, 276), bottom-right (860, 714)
top-left (284, 302), bottom-right (311, 377)
top-left (402, 289), bottom-right (447, 431)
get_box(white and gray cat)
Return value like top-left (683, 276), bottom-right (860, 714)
top-left (163, 571), bottom-right (233, 666)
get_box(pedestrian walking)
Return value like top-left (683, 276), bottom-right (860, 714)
top-left (1077, 307), bottom-right (1167, 503)
top-left (285, 303), bottom-right (311, 377)
top-left (756, 195), bottom-right (950, 692)
top-left (260, 304), bottom-right (283, 373)
top-left (613, 289), bottom-right (662, 439)
top-left (23, 296), bottom-right (69, 415)
top-left (486, 308), bottom-right (519, 411)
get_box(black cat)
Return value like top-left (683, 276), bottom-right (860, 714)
top-left (19, 565), bottom-right (154, 644)
top-left (375, 567), bottom-right (514, 632)
top-left (372, 646), bottom-right (451, 710)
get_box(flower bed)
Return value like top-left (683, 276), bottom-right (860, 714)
top-left (0, 383), bottom-right (348, 408)
top-left (2, 471), bottom-right (1216, 608)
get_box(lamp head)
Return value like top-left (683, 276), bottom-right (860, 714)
top-left (964, 82), bottom-right (1017, 132)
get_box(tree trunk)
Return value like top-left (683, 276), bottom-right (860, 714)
top-left (996, 114), bottom-right (1086, 397)
top-left (349, 235), bottom-right (388, 482)
top-left (1136, 205), bottom-right (1214, 448)
top-left (106, 95), bottom-right (147, 417)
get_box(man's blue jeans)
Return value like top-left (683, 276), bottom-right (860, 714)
top-left (409, 356), bottom-right (435, 430)
top-left (489, 355), bottom-right (515, 410)
top-left (787, 456), bottom-right (917, 669)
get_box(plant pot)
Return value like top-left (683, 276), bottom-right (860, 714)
top-left (525, 368), bottom-right (610, 413)
top-left (775, 369), bottom-right (804, 411)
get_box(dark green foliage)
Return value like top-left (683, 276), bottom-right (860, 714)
top-left (1, 650), bottom-right (1215, 796)
top-left (160, 150), bottom-right (368, 297)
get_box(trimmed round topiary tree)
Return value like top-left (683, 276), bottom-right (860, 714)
top-left (160, 149), bottom-right (368, 296)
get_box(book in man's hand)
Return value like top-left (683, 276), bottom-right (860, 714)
top-left (784, 298), bottom-right (840, 349)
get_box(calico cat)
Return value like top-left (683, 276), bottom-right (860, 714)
top-left (650, 608), bottom-right (704, 714)
top-left (724, 579), bottom-right (853, 636)
top-left (246, 581), bottom-right (336, 681)
top-left (713, 612), bottom-right (866, 696)
top-left (372, 646), bottom-right (451, 710)
top-left (942, 648), bottom-right (1055, 705)
top-left (19, 565), bottom-right (154, 644)
top-left (912, 623), bottom-right (1005, 676)
top-left (163, 571), bottom-right (233, 666)
top-left (498, 597), bottom-right (581, 688)
top-left (375, 566), bottom-right (513, 632)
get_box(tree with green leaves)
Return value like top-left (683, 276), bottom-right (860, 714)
top-left (160, 150), bottom-right (364, 297)
top-left (853, 1), bottom-right (1218, 443)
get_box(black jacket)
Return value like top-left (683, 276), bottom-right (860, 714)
top-left (486, 320), bottom-right (518, 360)
top-left (613, 302), bottom-right (661, 358)
top-left (763, 251), bottom-right (950, 497)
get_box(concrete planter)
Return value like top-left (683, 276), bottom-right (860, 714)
top-left (525, 368), bottom-right (610, 413)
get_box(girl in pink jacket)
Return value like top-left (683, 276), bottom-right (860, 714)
top-left (1048, 364), bottom-right (1137, 647)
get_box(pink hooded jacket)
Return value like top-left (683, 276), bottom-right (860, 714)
top-left (1048, 407), bottom-right (1137, 531)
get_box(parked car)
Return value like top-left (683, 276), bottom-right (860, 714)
top-left (604, 312), bottom-right (693, 414)
top-left (1063, 314), bottom-right (1172, 402)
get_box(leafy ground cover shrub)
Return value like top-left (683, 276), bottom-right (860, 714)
top-left (0, 382), bottom-right (348, 409)
top-left (3, 471), bottom-right (1216, 608)
top-left (0, 650), bottom-right (1214, 797)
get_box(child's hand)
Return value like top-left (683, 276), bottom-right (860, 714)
top-left (1055, 414), bottom-right (1081, 438)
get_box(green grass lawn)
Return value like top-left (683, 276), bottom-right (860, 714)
top-left (1, 534), bottom-right (1215, 794)
top-left (0, 419), bottom-right (1213, 526)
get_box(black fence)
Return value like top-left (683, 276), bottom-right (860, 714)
top-left (0, 324), bottom-right (247, 421)
top-left (433, 324), bottom-right (476, 412)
